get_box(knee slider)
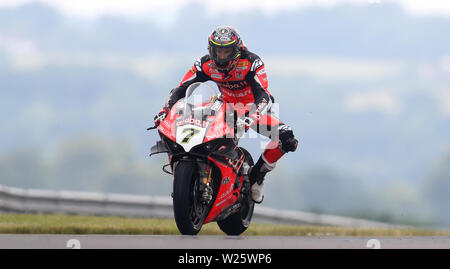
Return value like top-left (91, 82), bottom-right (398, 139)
top-left (278, 125), bottom-right (298, 153)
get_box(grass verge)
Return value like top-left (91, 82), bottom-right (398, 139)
top-left (0, 213), bottom-right (449, 236)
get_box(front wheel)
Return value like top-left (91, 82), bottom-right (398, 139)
top-left (172, 160), bottom-right (208, 235)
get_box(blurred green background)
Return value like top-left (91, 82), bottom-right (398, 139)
top-left (0, 0), bottom-right (449, 227)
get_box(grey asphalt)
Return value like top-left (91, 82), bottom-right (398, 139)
top-left (0, 235), bottom-right (450, 249)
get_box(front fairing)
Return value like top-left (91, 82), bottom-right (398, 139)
top-left (158, 82), bottom-right (235, 154)
top-left (173, 99), bottom-right (222, 152)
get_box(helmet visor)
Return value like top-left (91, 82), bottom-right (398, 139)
top-left (214, 47), bottom-right (233, 61)
top-left (214, 47), bottom-right (234, 66)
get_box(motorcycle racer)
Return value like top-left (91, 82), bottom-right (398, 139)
top-left (154, 26), bottom-right (298, 203)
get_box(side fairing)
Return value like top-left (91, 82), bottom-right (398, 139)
top-left (204, 157), bottom-right (242, 224)
top-left (158, 96), bottom-right (235, 152)
top-left (157, 106), bottom-right (177, 141)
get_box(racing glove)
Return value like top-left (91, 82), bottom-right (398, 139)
top-left (236, 113), bottom-right (259, 130)
top-left (154, 107), bottom-right (170, 127)
top-left (278, 125), bottom-right (298, 153)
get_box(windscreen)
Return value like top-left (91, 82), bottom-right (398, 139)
top-left (185, 81), bottom-right (221, 107)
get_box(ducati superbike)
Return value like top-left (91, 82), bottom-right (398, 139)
top-left (148, 81), bottom-right (255, 235)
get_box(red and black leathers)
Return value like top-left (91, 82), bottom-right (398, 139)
top-left (162, 47), bottom-right (297, 166)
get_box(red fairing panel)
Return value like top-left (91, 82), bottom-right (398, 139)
top-left (157, 104), bottom-right (177, 141)
top-left (204, 157), bottom-right (243, 224)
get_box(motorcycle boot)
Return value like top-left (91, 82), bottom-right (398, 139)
top-left (249, 155), bottom-right (275, 203)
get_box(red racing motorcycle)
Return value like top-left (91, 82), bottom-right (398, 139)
top-left (148, 81), bottom-right (255, 235)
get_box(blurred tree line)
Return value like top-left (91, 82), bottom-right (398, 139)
top-left (0, 136), bottom-right (449, 228)
top-left (422, 153), bottom-right (450, 226)
top-left (0, 135), bottom-right (172, 196)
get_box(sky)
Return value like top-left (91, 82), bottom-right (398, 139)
top-left (1, 0), bottom-right (450, 22)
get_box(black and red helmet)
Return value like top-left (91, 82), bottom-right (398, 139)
top-left (208, 26), bottom-right (244, 73)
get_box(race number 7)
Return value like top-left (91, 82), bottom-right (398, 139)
top-left (181, 127), bottom-right (200, 143)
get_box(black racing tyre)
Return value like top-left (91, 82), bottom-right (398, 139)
top-left (172, 160), bottom-right (207, 235)
top-left (217, 147), bottom-right (255, 235)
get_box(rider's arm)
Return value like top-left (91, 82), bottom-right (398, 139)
top-left (164, 57), bottom-right (210, 110)
top-left (247, 58), bottom-right (273, 116)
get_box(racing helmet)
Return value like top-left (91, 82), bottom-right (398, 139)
top-left (208, 26), bottom-right (244, 73)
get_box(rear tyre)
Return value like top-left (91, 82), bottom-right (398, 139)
top-left (217, 148), bottom-right (255, 235)
top-left (172, 160), bottom-right (207, 235)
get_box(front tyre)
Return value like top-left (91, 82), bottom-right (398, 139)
top-left (172, 160), bottom-right (207, 235)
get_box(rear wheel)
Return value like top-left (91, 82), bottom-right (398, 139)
top-left (217, 148), bottom-right (255, 235)
top-left (172, 160), bottom-right (209, 235)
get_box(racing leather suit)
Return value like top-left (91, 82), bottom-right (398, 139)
top-left (163, 47), bottom-right (297, 168)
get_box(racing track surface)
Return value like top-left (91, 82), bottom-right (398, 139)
top-left (1, 234), bottom-right (450, 249)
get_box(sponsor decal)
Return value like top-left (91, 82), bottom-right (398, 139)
top-left (251, 59), bottom-right (263, 72)
top-left (211, 73), bottom-right (223, 80)
top-left (176, 116), bottom-right (210, 128)
top-left (256, 68), bottom-right (265, 76)
top-left (255, 67), bottom-right (268, 85)
top-left (236, 66), bottom-right (248, 71)
top-left (159, 125), bottom-right (173, 139)
top-left (162, 118), bottom-right (172, 129)
top-left (206, 131), bottom-right (224, 141)
top-left (222, 88), bottom-right (251, 98)
top-left (212, 122), bottom-right (225, 132)
top-left (222, 177), bottom-right (230, 185)
top-left (235, 71), bottom-right (243, 79)
top-left (218, 184), bottom-right (234, 201)
top-left (215, 194), bottom-right (233, 207)
top-left (206, 126), bottom-right (233, 140)
top-left (237, 61), bottom-right (249, 67)
top-left (256, 98), bottom-right (268, 113)
top-left (217, 81), bottom-right (249, 90)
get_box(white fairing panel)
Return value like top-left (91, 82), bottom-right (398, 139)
top-left (176, 124), bottom-right (207, 152)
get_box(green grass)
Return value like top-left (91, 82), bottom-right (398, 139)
top-left (0, 213), bottom-right (449, 236)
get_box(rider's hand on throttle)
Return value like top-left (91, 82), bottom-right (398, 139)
top-left (154, 107), bottom-right (170, 127)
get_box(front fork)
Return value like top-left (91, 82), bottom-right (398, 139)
top-left (240, 162), bottom-right (252, 199)
top-left (170, 155), bottom-right (251, 209)
top-left (197, 161), bottom-right (213, 205)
